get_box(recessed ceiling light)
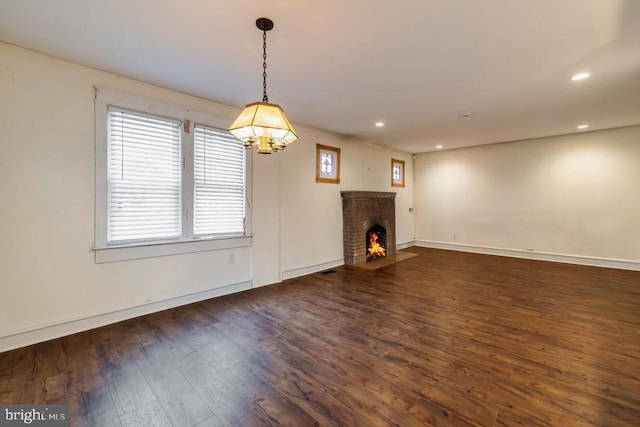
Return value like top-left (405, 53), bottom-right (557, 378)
top-left (436, 145), bottom-right (443, 149)
top-left (459, 112), bottom-right (472, 119)
top-left (375, 122), bottom-right (385, 127)
top-left (571, 72), bottom-right (590, 81)
top-left (577, 124), bottom-right (589, 130)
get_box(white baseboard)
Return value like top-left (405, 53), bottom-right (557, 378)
top-left (281, 258), bottom-right (344, 281)
top-left (0, 281), bottom-right (253, 353)
top-left (415, 240), bottom-right (640, 271)
top-left (397, 241), bottom-right (416, 250)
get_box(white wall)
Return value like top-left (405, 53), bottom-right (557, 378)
top-left (0, 43), bottom-right (253, 351)
top-left (0, 42), bottom-right (413, 350)
top-left (414, 126), bottom-right (640, 268)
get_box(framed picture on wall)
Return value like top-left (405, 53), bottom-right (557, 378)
top-left (391, 158), bottom-right (405, 187)
top-left (316, 144), bottom-right (341, 184)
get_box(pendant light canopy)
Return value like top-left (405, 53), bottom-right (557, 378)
top-left (229, 18), bottom-right (297, 154)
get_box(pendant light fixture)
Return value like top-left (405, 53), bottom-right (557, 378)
top-left (229, 18), bottom-right (297, 154)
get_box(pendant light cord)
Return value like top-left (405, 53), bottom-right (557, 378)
top-left (262, 30), bottom-right (268, 103)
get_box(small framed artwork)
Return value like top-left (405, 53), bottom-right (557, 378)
top-left (316, 144), bottom-right (341, 184)
top-left (391, 158), bottom-right (405, 188)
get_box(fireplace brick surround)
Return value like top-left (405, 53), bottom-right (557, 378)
top-left (341, 191), bottom-right (396, 265)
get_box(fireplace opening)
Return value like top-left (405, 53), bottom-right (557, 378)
top-left (366, 224), bottom-right (387, 262)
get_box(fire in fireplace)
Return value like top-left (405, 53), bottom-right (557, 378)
top-left (366, 224), bottom-right (386, 261)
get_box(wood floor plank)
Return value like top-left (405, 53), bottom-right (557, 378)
top-left (70, 386), bottom-right (122, 427)
top-left (408, 397), bottom-right (476, 427)
top-left (1, 247), bottom-right (639, 426)
top-left (106, 360), bottom-right (157, 417)
top-left (119, 400), bottom-right (172, 427)
top-left (136, 346), bottom-right (213, 427)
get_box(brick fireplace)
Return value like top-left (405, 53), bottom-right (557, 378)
top-left (341, 191), bottom-right (396, 265)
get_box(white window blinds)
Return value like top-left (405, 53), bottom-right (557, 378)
top-left (194, 125), bottom-right (246, 237)
top-left (107, 108), bottom-right (182, 243)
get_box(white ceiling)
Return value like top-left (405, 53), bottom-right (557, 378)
top-left (1, 0), bottom-right (639, 153)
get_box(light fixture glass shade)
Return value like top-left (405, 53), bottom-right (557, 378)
top-left (229, 102), bottom-right (298, 153)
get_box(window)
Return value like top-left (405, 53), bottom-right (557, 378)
top-left (391, 158), bottom-right (405, 188)
top-left (194, 125), bottom-right (245, 237)
top-left (316, 144), bottom-right (341, 184)
top-left (94, 87), bottom-right (251, 262)
top-left (107, 109), bottom-right (182, 243)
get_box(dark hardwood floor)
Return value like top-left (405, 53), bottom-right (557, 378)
top-left (1, 247), bottom-right (639, 426)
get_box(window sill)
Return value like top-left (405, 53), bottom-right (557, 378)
top-left (94, 235), bottom-right (252, 264)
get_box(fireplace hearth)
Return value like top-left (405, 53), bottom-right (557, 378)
top-left (341, 191), bottom-right (396, 266)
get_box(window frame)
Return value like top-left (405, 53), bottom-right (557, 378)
top-left (391, 158), bottom-right (405, 188)
top-left (94, 86), bottom-right (252, 263)
top-left (316, 143), bottom-right (341, 184)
